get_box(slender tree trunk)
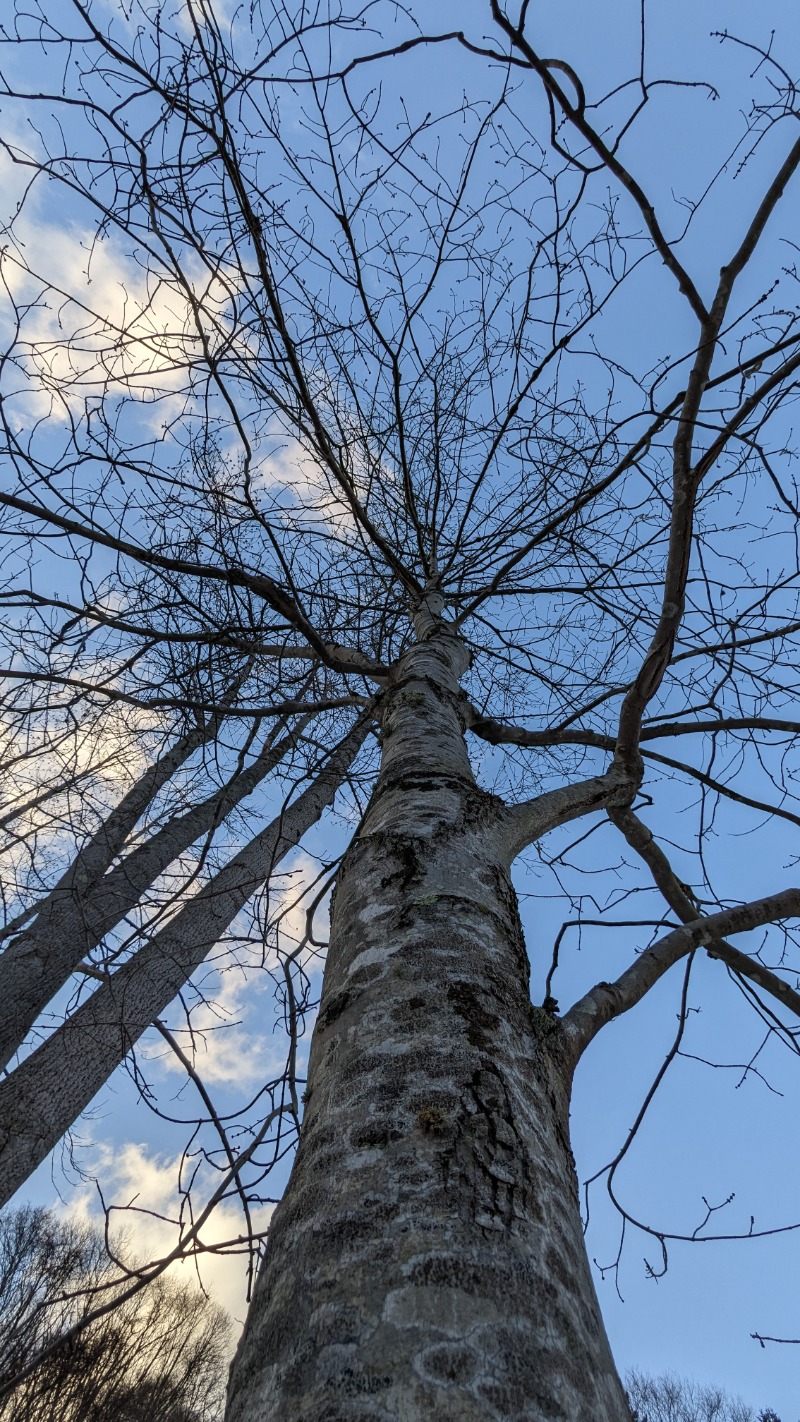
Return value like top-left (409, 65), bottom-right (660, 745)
top-left (0, 720), bottom-right (367, 1210)
top-left (227, 629), bottom-right (630, 1421)
top-left (0, 713), bottom-right (223, 1072)
top-left (0, 717), bottom-right (307, 1072)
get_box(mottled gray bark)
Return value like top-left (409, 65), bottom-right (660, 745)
top-left (0, 719), bottom-right (367, 1209)
top-left (226, 629), bottom-right (630, 1422)
top-left (0, 717), bottom-right (306, 1072)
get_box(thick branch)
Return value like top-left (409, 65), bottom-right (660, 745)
top-left (498, 761), bottom-right (634, 861)
top-left (467, 708), bottom-right (800, 751)
top-left (613, 130), bottom-right (800, 775)
top-left (0, 669), bottom-right (367, 720)
top-left (0, 490), bottom-right (384, 680)
top-left (609, 805), bottom-right (800, 1021)
top-left (476, 27), bottom-right (800, 781)
top-left (488, 1), bottom-right (709, 321)
top-left (562, 889), bottom-right (800, 1067)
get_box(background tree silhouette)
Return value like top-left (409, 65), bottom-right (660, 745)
top-left (626, 1369), bottom-right (783, 1422)
top-left (0, 1205), bottom-right (230, 1421)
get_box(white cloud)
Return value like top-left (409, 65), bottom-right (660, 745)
top-left (67, 1139), bottom-right (273, 1326)
top-left (0, 698), bottom-right (164, 909)
top-left (152, 968), bottom-right (286, 1088)
top-left (144, 849), bottom-right (328, 1087)
top-left (269, 848), bottom-right (328, 950)
top-left (0, 140), bottom-right (243, 431)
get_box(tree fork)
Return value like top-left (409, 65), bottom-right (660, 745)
top-left (226, 629), bottom-right (630, 1421)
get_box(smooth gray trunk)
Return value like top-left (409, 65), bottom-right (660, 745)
top-left (226, 632), bottom-right (630, 1421)
top-left (0, 720), bottom-right (367, 1209)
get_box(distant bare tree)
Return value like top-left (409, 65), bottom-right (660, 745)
top-left (626, 1369), bottom-right (780, 1422)
top-left (0, 1205), bottom-right (230, 1421)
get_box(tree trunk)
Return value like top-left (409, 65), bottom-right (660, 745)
top-left (226, 630), bottom-right (630, 1421)
top-left (0, 716), bottom-right (217, 1072)
top-left (0, 720), bottom-right (367, 1210)
top-left (0, 717), bottom-right (306, 1073)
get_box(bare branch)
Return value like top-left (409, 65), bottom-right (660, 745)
top-left (608, 806), bottom-right (800, 1022)
top-left (562, 889), bottom-right (800, 1065)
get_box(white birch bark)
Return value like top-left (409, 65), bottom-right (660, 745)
top-left (0, 718), bottom-right (306, 1072)
top-left (226, 630), bottom-right (631, 1422)
top-left (0, 719), bottom-right (368, 1209)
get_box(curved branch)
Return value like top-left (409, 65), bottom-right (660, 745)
top-left (562, 888), bottom-right (800, 1067)
top-left (608, 806), bottom-right (800, 1023)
